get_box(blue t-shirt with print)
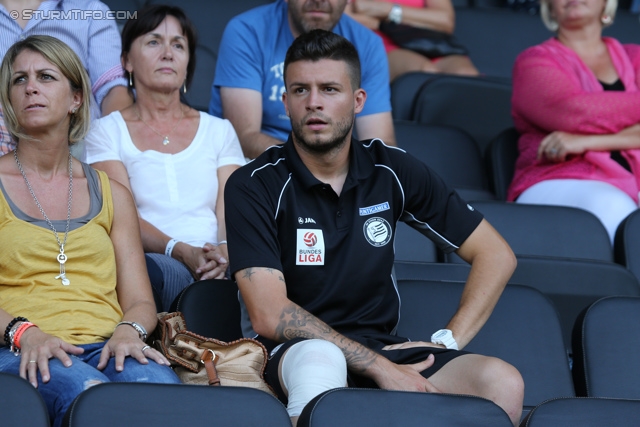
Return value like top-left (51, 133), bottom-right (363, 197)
top-left (209, 0), bottom-right (391, 143)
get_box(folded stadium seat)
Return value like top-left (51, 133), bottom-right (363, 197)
top-left (394, 121), bottom-right (496, 201)
top-left (172, 279), bottom-right (243, 342)
top-left (390, 72), bottom-right (439, 121)
top-left (520, 397), bottom-right (640, 427)
top-left (0, 373), bottom-right (50, 427)
top-left (510, 257), bottom-right (640, 359)
top-left (485, 127), bottom-right (519, 201)
top-left (445, 201), bottom-right (613, 263)
top-left (396, 279), bottom-right (575, 412)
top-left (394, 222), bottom-right (439, 263)
top-left (572, 296), bottom-right (640, 399)
top-left (411, 74), bottom-right (513, 156)
top-left (63, 383), bottom-right (291, 427)
top-left (614, 209), bottom-right (640, 284)
top-left (298, 387), bottom-right (513, 427)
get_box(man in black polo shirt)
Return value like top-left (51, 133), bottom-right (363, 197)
top-left (225, 30), bottom-right (523, 426)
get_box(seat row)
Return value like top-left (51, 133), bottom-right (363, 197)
top-left (5, 280), bottom-right (639, 426)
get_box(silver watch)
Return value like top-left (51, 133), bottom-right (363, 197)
top-left (388, 4), bottom-right (402, 24)
top-left (431, 329), bottom-right (459, 350)
top-left (116, 321), bottom-right (147, 341)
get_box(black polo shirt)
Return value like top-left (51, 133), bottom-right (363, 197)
top-left (225, 137), bottom-right (483, 338)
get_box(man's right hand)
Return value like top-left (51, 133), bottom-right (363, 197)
top-left (371, 353), bottom-right (441, 393)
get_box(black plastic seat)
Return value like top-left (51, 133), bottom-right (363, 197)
top-left (446, 201), bottom-right (613, 263)
top-left (572, 296), bottom-right (640, 398)
top-left (412, 74), bottom-right (513, 155)
top-left (520, 397), bottom-right (640, 427)
top-left (614, 209), bottom-right (640, 285)
top-left (0, 372), bottom-right (49, 426)
top-left (173, 279), bottom-right (243, 342)
top-left (298, 387), bottom-right (512, 427)
top-left (64, 383), bottom-right (290, 427)
top-left (396, 279), bottom-right (575, 410)
top-left (395, 121), bottom-right (495, 201)
top-left (485, 127), bottom-right (519, 201)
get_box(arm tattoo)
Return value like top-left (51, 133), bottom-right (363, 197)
top-left (274, 303), bottom-right (378, 374)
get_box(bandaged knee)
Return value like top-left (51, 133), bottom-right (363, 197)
top-left (281, 339), bottom-right (347, 417)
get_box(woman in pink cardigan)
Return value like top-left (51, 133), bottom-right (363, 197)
top-left (508, 0), bottom-right (640, 243)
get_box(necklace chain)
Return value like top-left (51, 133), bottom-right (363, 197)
top-left (134, 104), bottom-right (184, 146)
top-left (14, 149), bottom-right (73, 285)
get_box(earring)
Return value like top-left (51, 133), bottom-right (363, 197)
top-left (129, 72), bottom-right (133, 87)
top-left (182, 81), bottom-right (187, 94)
top-left (71, 107), bottom-right (77, 114)
top-left (601, 14), bottom-right (612, 24)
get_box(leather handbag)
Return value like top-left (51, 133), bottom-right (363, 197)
top-left (151, 312), bottom-right (275, 397)
top-left (379, 20), bottom-right (468, 59)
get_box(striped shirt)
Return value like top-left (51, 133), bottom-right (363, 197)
top-left (0, 0), bottom-right (127, 154)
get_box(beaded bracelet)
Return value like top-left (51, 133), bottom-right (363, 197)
top-left (12, 322), bottom-right (37, 354)
top-left (4, 317), bottom-right (27, 346)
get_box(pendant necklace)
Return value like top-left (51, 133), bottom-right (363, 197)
top-left (134, 104), bottom-right (184, 146)
top-left (14, 149), bottom-right (73, 286)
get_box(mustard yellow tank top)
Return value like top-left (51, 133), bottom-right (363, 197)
top-left (0, 169), bottom-right (123, 344)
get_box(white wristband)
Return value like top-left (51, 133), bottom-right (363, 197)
top-left (165, 238), bottom-right (179, 257)
top-left (217, 240), bottom-right (228, 246)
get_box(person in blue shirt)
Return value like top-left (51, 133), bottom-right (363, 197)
top-left (210, 0), bottom-right (395, 159)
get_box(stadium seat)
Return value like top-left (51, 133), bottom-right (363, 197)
top-left (572, 296), bottom-right (640, 398)
top-left (485, 127), bottom-right (519, 201)
top-left (298, 387), bottom-right (513, 427)
top-left (411, 74), bottom-right (513, 155)
top-left (63, 383), bottom-right (290, 427)
top-left (0, 372), bottom-right (49, 427)
top-left (614, 209), bottom-right (640, 284)
top-left (511, 257), bottom-right (640, 356)
top-left (445, 201), bottom-right (613, 263)
top-left (520, 397), bottom-right (640, 427)
top-left (172, 279), bottom-right (243, 342)
top-left (396, 279), bottom-right (575, 410)
top-left (390, 72), bottom-right (439, 121)
top-left (394, 121), bottom-right (495, 201)
top-left (394, 222), bottom-right (439, 263)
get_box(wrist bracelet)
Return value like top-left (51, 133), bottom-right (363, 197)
top-left (217, 240), bottom-right (228, 245)
top-left (12, 322), bottom-right (37, 354)
top-left (115, 321), bottom-right (147, 341)
top-left (165, 238), bottom-right (179, 257)
top-left (4, 317), bottom-right (28, 347)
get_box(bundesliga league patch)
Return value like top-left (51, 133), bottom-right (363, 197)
top-left (297, 229), bottom-right (325, 265)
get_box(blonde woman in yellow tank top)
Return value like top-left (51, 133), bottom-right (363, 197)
top-left (0, 35), bottom-right (179, 427)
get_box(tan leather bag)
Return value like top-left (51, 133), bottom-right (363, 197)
top-left (151, 312), bottom-right (275, 397)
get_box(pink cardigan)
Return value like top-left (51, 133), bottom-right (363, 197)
top-left (508, 37), bottom-right (640, 202)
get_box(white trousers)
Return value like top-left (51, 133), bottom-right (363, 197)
top-left (517, 179), bottom-right (639, 244)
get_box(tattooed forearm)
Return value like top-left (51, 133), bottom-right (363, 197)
top-left (241, 267), bottom-right (285, 283)
top-left (275, 303), bottom-right (378, 374)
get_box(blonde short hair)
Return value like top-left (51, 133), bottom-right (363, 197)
top-left (540, 0), bottom-right (618, 31)
top-left (0, 35), bottom-right (92, 144)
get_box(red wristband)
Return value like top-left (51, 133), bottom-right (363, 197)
top-left (13, 322), bottom-right (37, 351)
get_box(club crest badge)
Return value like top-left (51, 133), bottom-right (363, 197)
top-left (363, 217), bottom-right (392, 247)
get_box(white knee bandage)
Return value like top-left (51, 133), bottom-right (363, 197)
top-left (281, 339), bottom-right (347, 417)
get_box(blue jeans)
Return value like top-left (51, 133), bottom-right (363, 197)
top-left (0, 342), bottom-right (180, 427)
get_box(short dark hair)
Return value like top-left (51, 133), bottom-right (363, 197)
top-left (121, 5), bottom-right (198, 89)
top-left (284, 30), bottom-right (361, 90)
